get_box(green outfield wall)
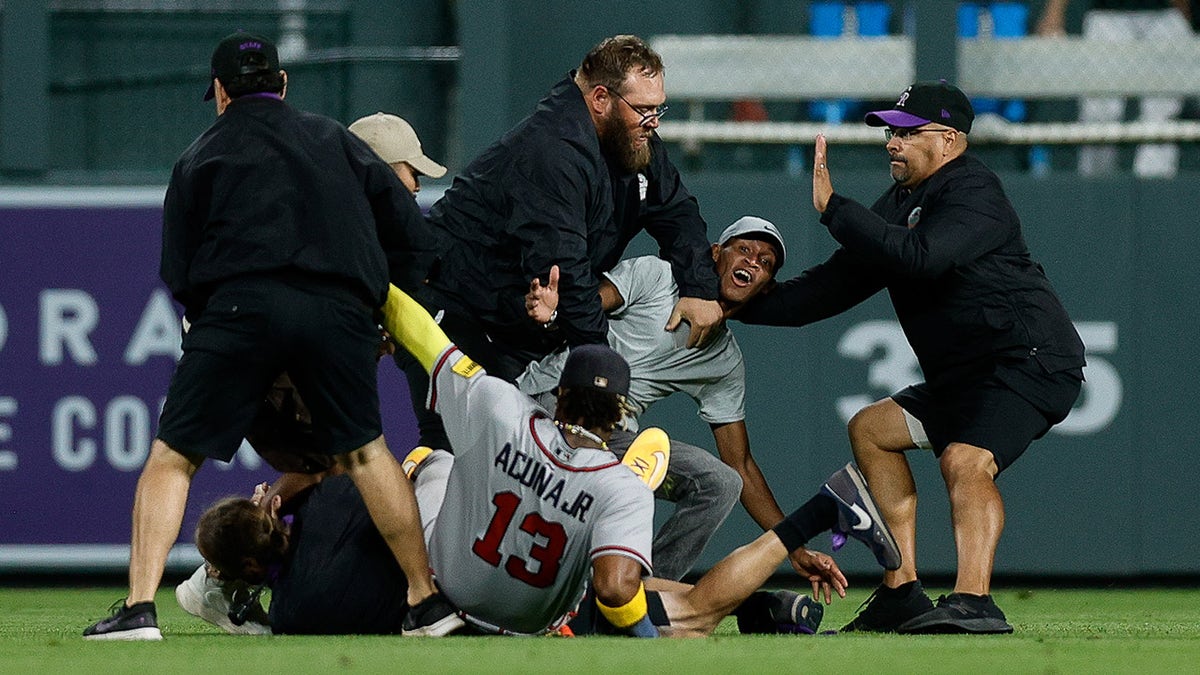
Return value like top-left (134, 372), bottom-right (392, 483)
top-left (1, 1), bottom-right (1194, 578)
top-left (633, 172), bottom-right (1199, 577)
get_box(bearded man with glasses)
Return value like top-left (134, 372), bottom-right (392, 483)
top-left (737, 81), bottom-right (1085, 635)
top-left (394, 35), bottom-right (721, 462)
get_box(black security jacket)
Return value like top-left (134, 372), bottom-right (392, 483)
top-left (161, 95), bottom-right (434, 319)
top-left (426, 73), bottom-right (718, 355)
top-left (739, 154), bottom-right (1084, 386)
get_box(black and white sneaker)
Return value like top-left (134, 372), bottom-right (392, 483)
top-left (897, 592), bottom-right (1014, 634)
top-left (401, 593), bottom-right (465, 637)
top-left (735, 590), bottom-right (824, 635)
top-left (819, 462), bottom-right (902, 570)
top-left (841, 581), bottom-right (935, 633)
top-left (83, 600), bottom-right (162, 641)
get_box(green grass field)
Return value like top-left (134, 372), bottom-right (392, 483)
top-left (2, 584), bottom-right (1199, 673)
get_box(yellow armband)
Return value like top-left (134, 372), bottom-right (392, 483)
top-left (380, 284), bottom-right (452, 373)
top-left (596, 582), bottom-right (649, 629)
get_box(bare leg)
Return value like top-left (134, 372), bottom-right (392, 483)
top-left (128, 440), bottom-right (203, 603)
top-left (656, 532), bottom-right (789, 637)
top-left (848, 399), bottom-right (919, 588)
top-left (940, 443), bottom-right (1002, 596)
top-left (338, 436), bottom-right (437, 605)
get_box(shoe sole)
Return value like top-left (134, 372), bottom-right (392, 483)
top-left (825, 463), bottom-right (902, 570)
top-left (175, 580), bottom-right (270, 636)
top-left (403, 612), bottom-right (466, 637)
top-left (774, 592), bottom-right (823, 634)
top-left (839, 617), bottom-right (904, 633)
top-left (83, 626), bottom-right (163, 641)
top-left (897, 617), bottom-right (1014, 634)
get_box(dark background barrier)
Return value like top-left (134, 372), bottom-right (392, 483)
top-left (0, 191), bottom-right (417, 571)
top-left (2, 171), bottom-right (1194, 577)
top-left (631, 171), bottom-right (1197, 576)
top-left (0, 1), bottom-right (1195, 578)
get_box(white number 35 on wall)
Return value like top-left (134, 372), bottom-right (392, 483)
top-left (834, 320), bottom-right (1122, 436)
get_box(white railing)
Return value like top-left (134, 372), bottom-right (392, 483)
top-left (652, 35), bottom-right (1200, 146)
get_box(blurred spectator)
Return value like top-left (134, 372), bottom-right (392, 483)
top-left (808, 1), bottom-right (892, 124)
top-left (1037, 0), bottom-right (1194, 178)
top-left (959, 2), bottom-right (1052, 175)
top-left (959, 2), bottom-right (1030, 124)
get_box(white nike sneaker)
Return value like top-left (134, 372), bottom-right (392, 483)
top-left (820, 462), bottom-right (902, 570)
top-left (175, 564), bottom-right (272, 635)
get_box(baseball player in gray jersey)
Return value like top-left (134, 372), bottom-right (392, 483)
top-left (189, 282), bottom-right (899, 637)
top-left (521, 216), bottom-right (800, 580)
top-left (416, 344), bottom-right (655, 635)
top-left (380, 284), bottom-right (662, 636)
top-left (385, 282), bottom-right (902, 637)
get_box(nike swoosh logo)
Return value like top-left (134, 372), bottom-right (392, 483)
top-left (848, 504), bottom-right (872, 531)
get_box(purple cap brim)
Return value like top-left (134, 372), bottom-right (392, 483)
top-left (864, 109), bottom-right (931, 128)
top-left (203, 81), bottom-right (215, 101)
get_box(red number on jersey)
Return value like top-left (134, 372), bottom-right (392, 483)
top-left (472, 491), bottom-right (567, 588)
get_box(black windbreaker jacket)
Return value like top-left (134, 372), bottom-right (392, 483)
top-left (161, 95), bottom-right (435, 318)
top-left (426, 73), bottom-right (718, 355)
top-left (739, 153), bottom-right (1084, 387)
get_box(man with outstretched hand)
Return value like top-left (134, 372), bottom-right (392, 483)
top-left (739, 81), bottom-right (1084, 634)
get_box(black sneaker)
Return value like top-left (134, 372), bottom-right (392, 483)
top-left (819, 462), bottom-right (902, 570)
top-left (896, 592), bottom-right (1014, 634)
top-left (840, 581), bottom-right (935, 633)
top-left (83, 600), bottom-right (162, 640)
top-left (735, 590), bottom-right (824, 635)
top-left (402, 593), bottom-right (465, 637)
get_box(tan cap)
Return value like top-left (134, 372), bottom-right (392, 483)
top-left (348, 112), bottom-right (447, 178)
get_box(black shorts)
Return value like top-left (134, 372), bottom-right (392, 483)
top-left (891, 363), bottom-right (1082, 474)
top-left (156, 276), bottom-right (383, 461)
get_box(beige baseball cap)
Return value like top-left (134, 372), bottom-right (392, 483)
top-left (348, 112), bottom-right (447, 178)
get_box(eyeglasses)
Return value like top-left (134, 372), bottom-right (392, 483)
top-left (608, 87), bottom-right (669, 126)
top-left (885, 126), bottom-right (953, 141)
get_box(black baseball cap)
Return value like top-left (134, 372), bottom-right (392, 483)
top-left (864, 80), bottom-right (974, 133)
top-left (558, 344), bottom-right (631, 397)
top-left (203, 31), bottom-right (280, 101)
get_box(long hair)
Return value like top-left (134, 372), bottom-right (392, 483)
top-left (195, 497), bottom-right (288, 583)
top-left (577, 35), bottom-right (664, 93)
top-left (556, 387), bottom-right (627, 433)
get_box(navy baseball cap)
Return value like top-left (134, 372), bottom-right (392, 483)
top-left (559, 345), bottom-right (631, 397)
top-left (718, 215), bottom-right (787, 273)
top-left (203, 31), bottom-right (280, 101)
top-left (864, 81), bottom-right (974, 133)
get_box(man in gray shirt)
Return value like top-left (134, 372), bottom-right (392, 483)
top-left (521, 217), bottom-right (799, 579)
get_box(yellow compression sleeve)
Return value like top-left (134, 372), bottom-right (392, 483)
top-left (596, 582), bottom-right (649, 629)
top-left (380, 284), bottom-right (452, 374)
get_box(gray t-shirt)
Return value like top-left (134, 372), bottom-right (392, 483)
top-left (428, 345), bottom-right (654, 635)
top-left (519, 256), bottom-right (746, 431)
